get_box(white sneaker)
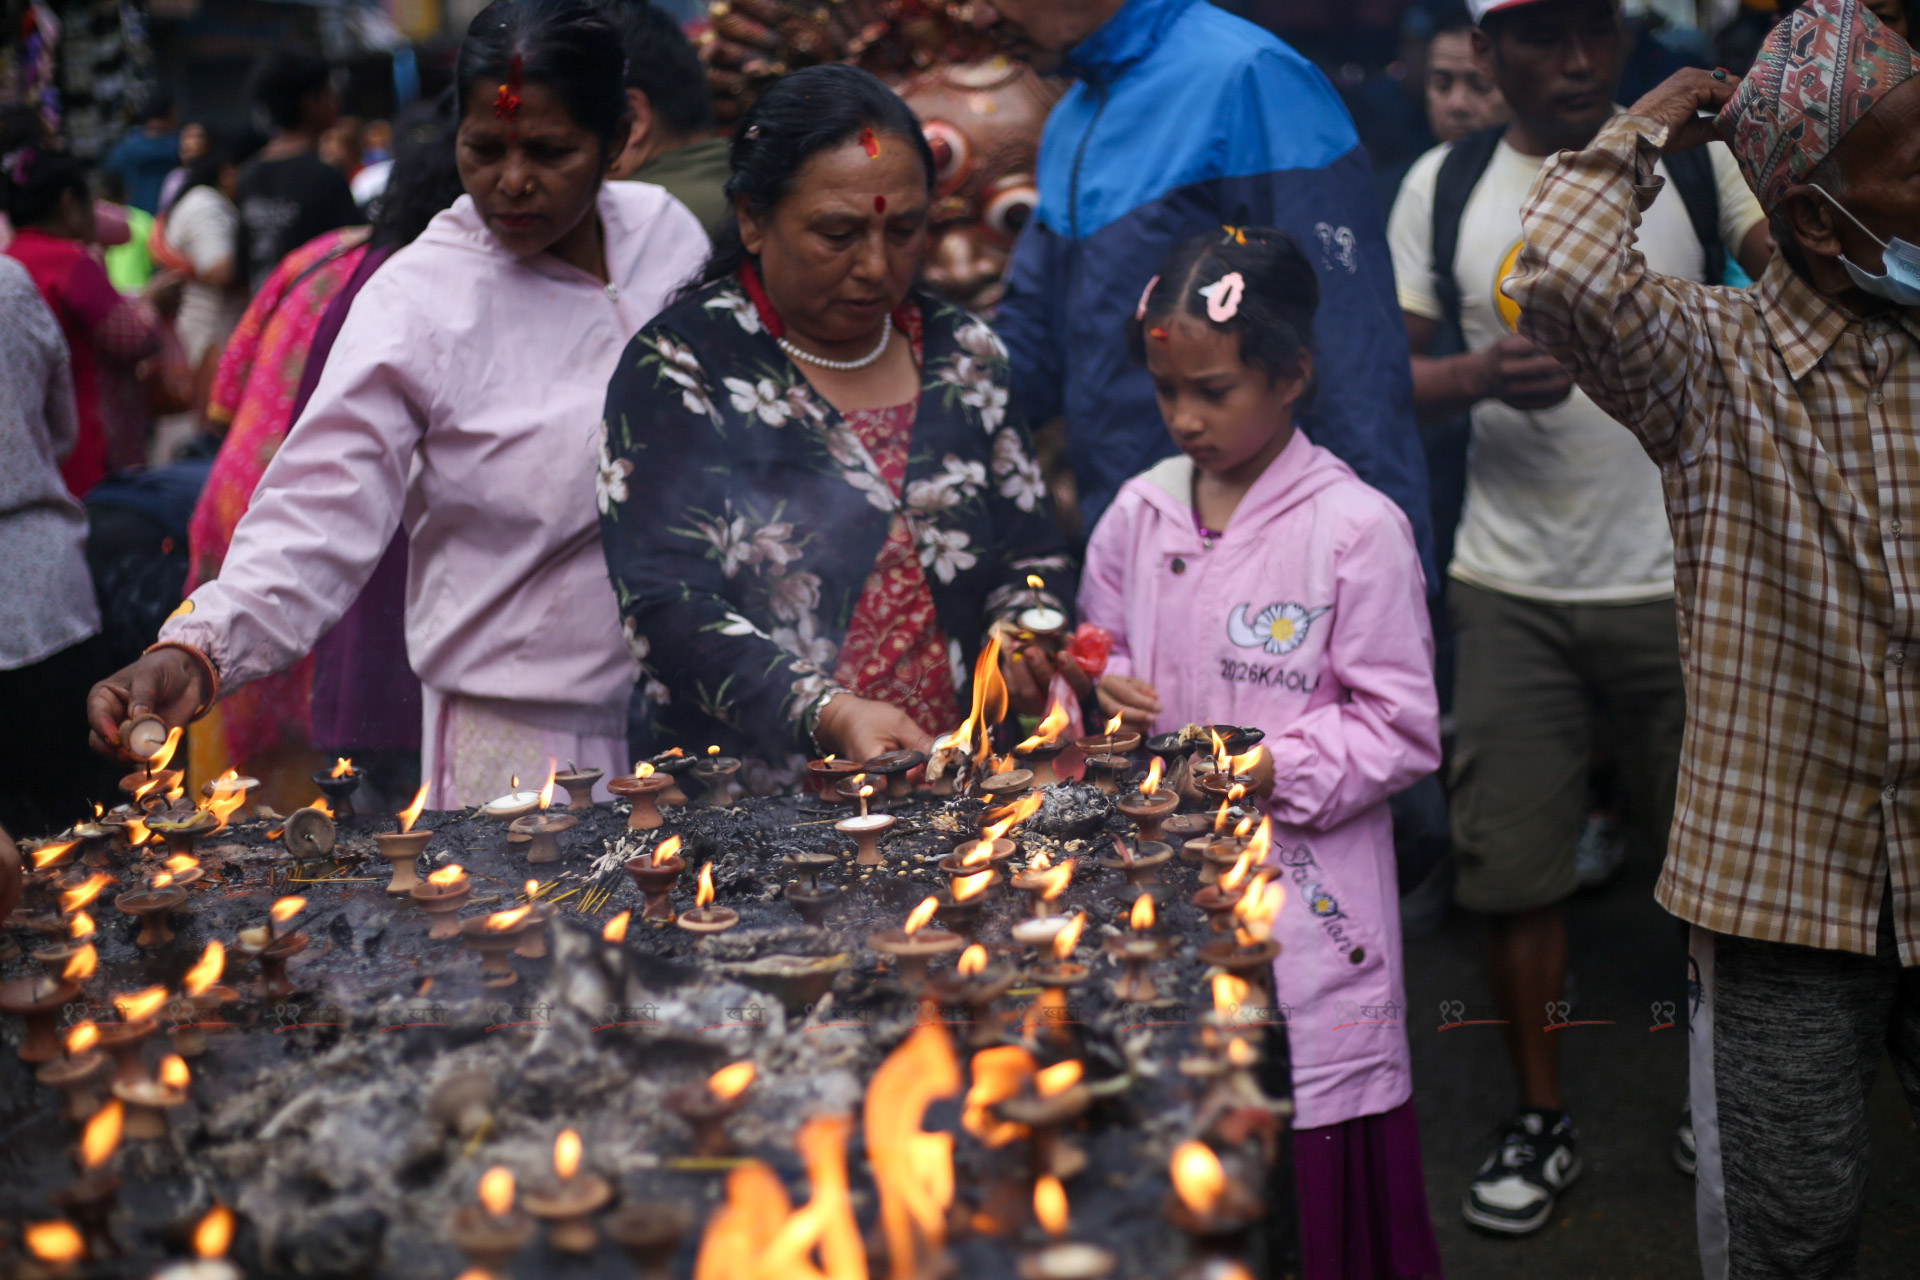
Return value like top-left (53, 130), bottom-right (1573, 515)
top-left (1462, 1110), bottom-right (1582, 1235)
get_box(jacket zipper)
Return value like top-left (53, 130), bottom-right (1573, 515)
top-left (1068, 83), bottom-right (1109, 241)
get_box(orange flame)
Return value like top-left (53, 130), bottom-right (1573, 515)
top-left (329, 757), bottom-right (354, 779)
top-left (428, 864), bottom-right (467, 888)
top-left (694, 1116), bottom-right (867, 1280)
top-left (960, 841), bottom-right (993, 869)
top-left (1034, 1175), bottom-right (1069, 1237)
top-left (31, 840), bottom-right (78, 869)
top-left (132, 773), bottom-right (165, 805)
top-left (1219, 848), bottom-right (1255, 894)
top-left (164, 854), bottom-right (199, 874)
top-left (1232, 813), bottom-right (1253, 838)
top-left (486, 906), bottom-right (532, 931)
top-left (183, 940), bottom-right (225, 997)
top-left (1214, 799), bottom-right (1233, 835)
top-left (1228, 745), bottom-right (1265, 775)
top-left (309, 797), bottom-right (333, 819)
top-left (1036, 1059), bottom-right (1083, 1097)
top-left (70, 912), bottom-right (94, 939)
top-left (203, 781), bottom-right (249, 831)
top-left (1227, 1037), bottom-right (1257, 1068)
top-left (113, 986), bottom-right (167, 1022)
top-left (62, 945), bottom-right (97, 982)
top-left (1034, 860), bottom-right (1075, 902)
top-left (269, 896), bottom-right (307, 925)
top-left (696, 862), bottom-right (715, 908)
top-left (600, 910), bottom-right (631, 943)
top-left (159, 1054), bottom-right (190, 1089)
top-left (60, 873), bottom-right (113, 914)
top-left (125, 817), bottom-right (151, 847)
top-left (1052, 911), bottom-right (1086, 960)
top-left (982, 792), bottom-right (1044, 842)
top-left (1234, 875), bottom-right (1284, 945)
top-left (949, 630), bottom-right (1010, 777)
top-left (954, 870), bottom-right (992, 902)
top-left (1210, 728), bottom-right (1230, 773)
top-left (1142, 756), bottom-right (1165, 797)
top-left (150, 725), bottom-right (183, 772)
top-left (635, 760), bottom-right (656, 777)
top-left (537, 759), bottom-right (557, 811)
top-left (1104, 712), bottom-right (1125, 737)
top-left (479, 1166), bottom-right (515, 1216)
top-left (990, 754), bottom-right (1015, 774)
top-left (653, 834), bottom-right (683, 868)
top-left (24, 1220), bottom-right (85, 1265)
top-left (151, 872), bottom-right (175, 892)
top-left (397, 784), bottom-right (429, 834)
top-left (903, 896), bottom-right (940, 937)
top-left (962, 1045), bottom-right (1036, 1148)
top-left (709, 1061), bottom-right (757, 1101)
top-left (1014, 699), bottom-right (1071, 753)
top-left (1130, 894), bottom-right (1156, 931)
top-left (554, 1129), bottom-right (581, 1180)
top-left (194, 1204), bottom-right (234, 1259)
top-left (957, 944), bottom-right (988, 976)
top-left (1029, 848), bottom-right (1052, 872)
top-left (67, 1022), bottom-right (99, 1055)
top-left (80, 1099), bottom-right (123, 1169)
top-left (864, 1024), bottom-right (959, 1280)
top-left (1212, 973), bottom-right (1249, 1016)
top-left (1172, 1141), bottom-right (1227, 1216)
top-left (524, 879), bottom-right (540, 900)
top-left (1026, 574), bottom-right (1046, 590)
top-left (1245, 816), bottom-right (1272, 863)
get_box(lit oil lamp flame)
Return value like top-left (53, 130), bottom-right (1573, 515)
top-left (1227, 1037), bottom-right (1257, 1068)
top-left (1027, 574), bottom-right (1045, 590)
top-left (696, 862), bottom-right (715, 908)
top-left (602, 910), bottom-right (631, 943)
top-left (1228, 784), bottom-right (1248, 806)
top-left (653, 834), bottom-right (682, 868)
top-left (990, 754), bottom-right (1015, 774)
top-left (957, 944), bottom-right (989, 977)
top-left (1014, 699), bottom-right (1071, 753)
top-left (1228, 745), bottom-right (1265, 775)
top-left (1245, 815), bottom-right (1272, 862)
top-left (67, 1021), bottom-right (99, 1054)
top-left (194, 1203), bottom-right (234, 1259)
top-left (949, 629), bottom-right (1010, 776)
top-left (524, 879), bottom-right (541, 900)
top-left (1214, 799), bottom-right (1233, 835)
top-left (165, 854), bottom-right (199, 874)
top-left (159, 1054), bottom-right (190, 1089)
top-left (63, 945), bottom-right (97, 981)
top-left (428, 864), bottom-right (466, 888)
top-left (61, 872), bottom-right (113, 914)
top-left (1219, 848), bottom-right (1255, 894)
top-left (1171, 1140), bottom-right (1227, 1216)
top-left (310, 798), bottom-right (334, 819)
top-left (269, 896), bottom-right (307, 926)
top-left (125, 817), bottom-right (151, 846)
top-left (479, 1166), bottom-right (515, 1216)
top-left (864, 1024), bottom-right (959, 1279)
top-left (1212, 972), bottom-right (1249, 1016)
top-left (486, 906), bottom-right (532, 931)
top-left (1210, 728), bottom-right (1230, 773)
top-left (81, 1098), bottom-right (123, 1169)
top-left (202, 779), bottom-right (249, 830)
top-left (962, 1044), bottom-right (1036, 1148)
top-left (554, 1128), bottom-right (582, 1180)
top-left (132, 774), bottom-right (164, 804)
top-left (1105, 712), bottom-right (1125, 738)
top-left (1033, 1175), bottom-right (1069, 1238)
top-left (1234, 876), bottom-right (1284, 945)
top-left (707, 744), bottom-right (721, 757)
top-left (634, 760), bottom-right (656, 778)
top-left (664, 748), bottom-right (685, 759)
top-left (114, 985), bottom-right (168, 1022)
top-left (708, 1061), bottom-right (756, 1100)
top-left (537, 758), bottom-right (557, 811)
top-left (24, 1220), bottom-right (85, 1265)
top-left (329, 757), bottom-right (354, 779)
top-left (1130, 894), bottom-right (1156, 931)
top-left (396, 784), bottom-right (429, 834)
top-left (30, 840), bottom-right (78, 869)
top-left (1035, 860), bottom-right (1075, 903)
top-left (954, 870), bottom-right (992, 902)
top-left (70, 912), bottom-right (94, 939)
top-left (1035, 1059), bottom-right (1083, 1097)
top-left (960, 842), bottom-right (992, 868)
top-left (1141, 756), bottom-right (1165, 797)
top-left (1051, 911), bottom-right (1085, 960)
top-left (151, 872), bottom-right (175, 892)
top-left (149, 725), bottom-right (184, 772)
top-left (165, 782), bottom-right (186, 804)
top-left (982, 791), bottom-right (1043, 842)
top-left (183, 940), bottom-right (225, 996)
top-left (1029, 848), bottom-right (1052, 872)
top-left (903, 896), bottom-right (940, 937)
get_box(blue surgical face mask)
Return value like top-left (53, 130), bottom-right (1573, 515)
top-left (1812, 184), bottom-right (1920, 306)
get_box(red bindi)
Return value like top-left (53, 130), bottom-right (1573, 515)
top-left (493, 55), bottom-right (523, 123)
top-left (1149, 327), bottom-right (1169, 342)
top-left (874, 195), bottom-right (886, 213)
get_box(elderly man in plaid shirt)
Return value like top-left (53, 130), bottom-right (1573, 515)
top-left (1508, 0), bottom-right (1920, 1275)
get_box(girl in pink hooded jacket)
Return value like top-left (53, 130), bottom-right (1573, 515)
top-left (1080, 228), bottom-right (1445, 1279)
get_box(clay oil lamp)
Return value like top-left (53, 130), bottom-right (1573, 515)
top-left (1199, 838), bottom-right (1250, 888)
top-left (1012, 700), bottom-right (1073, 787)
top-left (605, 1203), bottom-right (692, 1280)
top-left (153, 1204), bottom-right (242, 1280)
top-left (835, 782), bottom-right (896, 867)
top-left (624, 834), bottom-right (686, 923)
top-left (236, 896), bottom-right (311, 999)
top-left (509, 769), bottom-right (576, 865)
top-left (92, 985), bottom-right (167, 1083)
top-left (1031, 911), bottom-right (1090, 989)
top-left (159, 852), bottom-right (206, 891)
top-left (1116, 757), bottom-right (1178, 844)
top-left (480, 773), bottom-right (542, 823)
top-left (199, 768), bottom-right (259, 814)
top-left (867, 895), bottom-right (965, 988)
top-left (928, 944), bottom-right (1019, 1048)
top-left (938, 836), bottom-right (1009, 897)
top-left (66, 821), bottom-right (117, 869)
top-left (1079, 754), bottom-right (1131, 797)
top-left (38, 1022), bottom-right (109, 1121)
top-left (806, 755), bottom-right (862, 805)
top-left (1, 972), bottom-right (84, 1063)
top-left (608, 761), bottom-right (674, 830)
top-left (461, 906), bottom-right (534, 988)
top-left (693, 744), bottom-right (743, 809)
top-left (1166, 1140), bottom-right (1264, 1258)
top-left (1020, 1175), bottom-right (1116, 1280)
top-left (280, 804), bottom-right (337, 873)
top-left (1195, 821), bottom-right (1267, 932)
top-left (312, 757), bottom-right (364, 819)
top-left (1011, 852), bottom-right (1076, 919)
top-left (113, 1052), bottom-right (190, 1140)
top-left (958, 789), bottom-right (1044, 865)
top-left (1075, 712), bottom-right (1143, 766)
top-left (522, 1128), bottom-right (612, 1254)
top-left (174, 941), bottom-right (231, 1056)
top-left (865, 747), bottom-right (927, 800)
top-left (676, 861), bottom-right (740, 936)
top-left (1162, 812), bottom-right (1215, 845)
top-left (1107, 894), bottom-right (1176, 1003)
top-left (1010, 914), bottom-right (1074, 965)
top-left (1198, 875), bottom-right (1285, 988)
top-left (1096, 837), bottom-right (1174, 891)
top-left (652, 748), bottom-right (697, 806)
top-left (554, 761), bottom-right (604, 811)
top-left (512, 882), bottom-right (556, 958)
top-left (448, 1166), bottom-right (535, 1276)
top-left (37, 935), bottom-right (97, 993)
top-left (373, 785), bottom-right (433, 897)
top-left (409, 864), bottom-right (471, 940)
top-left (979, 766), bottom-right (1035, 805)
top-left (934, 868), bottom-right (995, 939)
top-left (997, 1064), bottom-right (1093, 1183)
top-left (781, 850), bottom-right (842, 927)
top-left (670, 1060), bottom-right (755, 1156)
top-left (25, 835), bottom-right (82, 876)
top-left (147, 808), bottom-right (218, 862)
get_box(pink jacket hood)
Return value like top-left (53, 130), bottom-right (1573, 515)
top-left (1080, 431), bottom-right (1441, 1128)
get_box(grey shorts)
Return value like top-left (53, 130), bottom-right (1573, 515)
top-left (1447, 579), bottom-right (1685, 914)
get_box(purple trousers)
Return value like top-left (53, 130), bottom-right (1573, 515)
top-left (1294, 1097), bottom-right (1445, 1280)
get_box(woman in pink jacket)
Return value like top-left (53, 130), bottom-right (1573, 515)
top-left (1081, 228), bottom-right (1446, 1279)
top-left (84, 0), bottom-right (709, 806)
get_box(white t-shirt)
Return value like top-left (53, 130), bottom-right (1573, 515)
top-left (1388, 130), bottom-right (1765, 603)
top-left (166, 185), bottom-right (243, 366)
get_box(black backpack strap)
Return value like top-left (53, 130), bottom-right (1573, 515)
top-left (1662, 143), bottom-right (1725, 286)
top-left (1429, 125), bottom-right (1505, 339)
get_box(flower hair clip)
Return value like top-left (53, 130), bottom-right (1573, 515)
top-left (1199, 272), bottom-right (1246, 323)
top-left (1135, 275), bottom-right (1160, 322)
top-left (1220, 225), bottom-right (1248, 246)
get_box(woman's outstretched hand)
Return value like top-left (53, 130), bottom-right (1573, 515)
top-left (86, 649), bottom-right (209, 759)
top-left (1095, 674), bottom-right (1163, 731)
top-left (815, 694), bottom-right (935, 764)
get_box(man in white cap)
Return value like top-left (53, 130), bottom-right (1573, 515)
top-left (1510, 0), bottom-right (1920, 1274)
top-left (1385, 0), bottom-right (1769, 1237)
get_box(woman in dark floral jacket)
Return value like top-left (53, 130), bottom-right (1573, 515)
top-left (598, 66), bottom-right (1076, 777)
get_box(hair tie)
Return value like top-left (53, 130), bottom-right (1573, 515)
top-left (1220, 225), bottom-right (1248, 246)
top-left (1199, 272), bottom-right (1246, 323)
top-left (1135, 275), bottom-right (1160, 322)
top-left (1, 146), bottom-right (35, 185)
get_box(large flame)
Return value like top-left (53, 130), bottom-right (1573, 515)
top-left (902, 896), bottom-right (940, 937)
top-left (203, 779), bottom-right (249, 831)
top-left (24, 1220), bottom-right (85, 1265)
top-left (1141, 756), bottom-right (1165, 797)
top-left (959, 842), bottom-right (993, 869)
top-left (113, 986), bottom-right (168, 1023)
top-left (397, 784), bottom-right (429, 834)
top-left (982, 792), bottom-right (1044, 842)
top-left (947, 630), bottom-right (1010, 779)
top-left (709, 1061), bottom-right (756, 1101)
top-left (696, 862), bottom-right (716, 909)
top-left (1228, 745), bottom-right (1265, 775)
top-left (60, 873), bottom-right (113, 915)
top-left (63, 945), bottom-right (98, 982)
top-left (479, 1166), bottom-right (515, 1216)
top-left (962, 1045), bottom-right (1036, 1148)
top-left (183, 940), bottom-right (225, 997)
top-left (1052, 911), bottom-right (1086, 960)
top-left (329, 757), bottom-right (354, 779)
top-left (151, 872), bottom-right (175, 892)
top-left (194, 1204), bottom-right (234, 1259)
top-left (150, 725), bottom-right (184, 772)
top-left (486, 906), bottom-right (532, 931)
top-left (1209, 728), bottom-right (1230, 773)
top-left (653, 833), bottom-right (683, 868)
top-left (1171, 1141), bottom-right (1227, 1216)
top-left (1033, 860), bottom-right (1075, 903)
top-left (1212, 973), bottom-right (1249, 1017)
top-left (1033, 1176), bottom-right (1069, 1237)
top-left (81, 1098), bottom-right (124, 1169)
top-left (1036, 1059), bottom-right (1083, 1097)
top-left (1214, 799), bottom-right (1233, 836)
top-left (694, 1116), bottom-right (867, 1280)
top-left (1219, 847), bottom-right (1256, 894)
top-left (1245, 816), bottom-right (1272, 864)
top-left (428, 864), bottom-right (467, 888)
top-left (957, 944), bottom-right (988, 977)
top-left (864, 1024), bottom-right (959, 1280)
top-left (67, 1022), bottom-right (99, 1054)
top-left (602, 911), bottom-right (631, 943)
top-left (269, 896), bottom-right (307, 926)
top-left (954, 870), bottom-right (992, 902)
top-left (1104, 712), bottom-right (1126, 738)
top-left (554, 1129), bottom-right (581, 1180)
top-left (537, 758), bottom-right (557, 811)
top-left (30, 840), bottom-right (78, 869)
top-left (1014, 699), bottom-right (1071, 753)
top-left (159, 1054), bottom-right (191, 1089)
top-left (124, 816), bottom-right (151, 847)
top-left (1130, 894), bottom-right (1156, 931)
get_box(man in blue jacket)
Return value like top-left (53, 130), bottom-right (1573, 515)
top-left (979, 0), bottom-right (1432, 569)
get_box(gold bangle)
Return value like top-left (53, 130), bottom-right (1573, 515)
top-left (143, 641), bottom-right (221, 719)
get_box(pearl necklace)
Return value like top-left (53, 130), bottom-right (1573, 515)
top-left (778, 316), bottom-right (893, 371)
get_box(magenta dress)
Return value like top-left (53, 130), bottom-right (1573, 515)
top-left (1294, 1097), bottom-right (1445, 1279)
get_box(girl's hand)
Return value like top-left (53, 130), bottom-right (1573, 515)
top-left (86, 649), bottom-right (210, 758)
top-left (1241, 745), bottom-right (1277, 799)
top-left (1096, 675), bottom-right (1163, 731)
top-left (1002, 640), bottom-right (1093, 717)
top-left (814, 694), bottom-right (935, 763)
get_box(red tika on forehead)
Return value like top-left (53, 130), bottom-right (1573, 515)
top-left (860, 127), bottom-right (881, 159)
top-left (1149, 328), bottom-right (1170, 342)
top-left (875, 195), bottom-right (887, 213)
top-left (494, 55), bottom-right (523, 123)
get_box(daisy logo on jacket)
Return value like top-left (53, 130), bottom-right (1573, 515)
top-left (1227, 602), bottom-right (1331, 656)
top-left (1305, 883), bottom-right (1342, 918)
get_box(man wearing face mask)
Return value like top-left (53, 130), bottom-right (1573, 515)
top-left (1509, 2), bottom-right (1920, 1276)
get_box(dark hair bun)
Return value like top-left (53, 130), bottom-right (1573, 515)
top-left (1130, 226), bottom-right (1320, 385)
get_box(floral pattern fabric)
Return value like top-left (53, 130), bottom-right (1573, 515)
top-left (598, 277), bottom-right (1074, 764)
